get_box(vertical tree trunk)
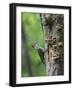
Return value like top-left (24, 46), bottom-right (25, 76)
top-left (40, 14), bottom-right (64, 76)
top-left (40, 14), bottom-right (50, 75)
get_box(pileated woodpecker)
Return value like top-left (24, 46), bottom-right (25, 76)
top-left (31, 37), bottom-right (56, 64)
top-left (32, 43), bottom-right (45, 64)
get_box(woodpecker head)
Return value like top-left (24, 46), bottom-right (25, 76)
top-left (32, 42), bottom-right (38, 49)
top-left (32, 43), bottom-right (36, 48)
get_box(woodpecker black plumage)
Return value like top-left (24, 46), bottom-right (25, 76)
top-left (32, 43), bottom-right (45, 64)
top-left (37, 47), bottom-right (45, 64)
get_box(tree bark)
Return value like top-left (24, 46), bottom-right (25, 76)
top-left (40, 14), bottom-right (64, 76)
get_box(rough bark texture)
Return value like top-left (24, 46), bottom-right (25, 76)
top-left (40, 14), bottom-right (64, 76)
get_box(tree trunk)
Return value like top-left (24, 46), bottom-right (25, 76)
top-left (40, 14), bottom-right (64, 76)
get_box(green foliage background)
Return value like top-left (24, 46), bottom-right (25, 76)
top-left (21, 13), bottom-right (46, 77)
